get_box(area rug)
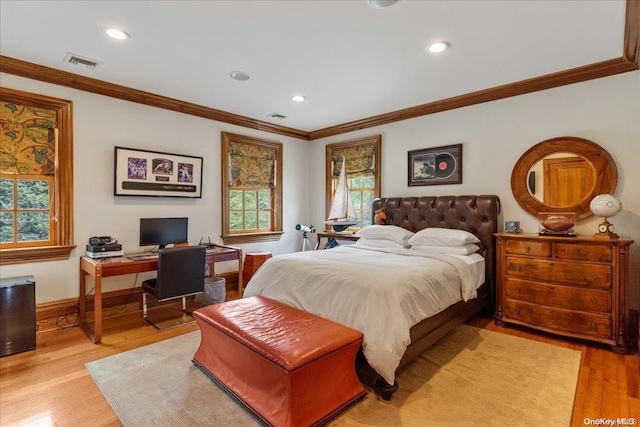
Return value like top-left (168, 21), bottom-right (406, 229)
top-left (86, 324), bottom-right (581, 426)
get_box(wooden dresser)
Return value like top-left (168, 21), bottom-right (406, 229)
top-left (494, 233), bottom-right (633, 353)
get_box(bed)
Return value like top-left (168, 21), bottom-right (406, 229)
top-left (243, 195), bottom-right (501, 400)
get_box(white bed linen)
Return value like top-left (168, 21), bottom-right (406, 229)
top-left (449, 252), bottom-right (485, 289)
top-left (243, 245), bottom-right (484, 385)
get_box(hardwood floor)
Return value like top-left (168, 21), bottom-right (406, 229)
top-left (1, 304), bottom-right (638, 426)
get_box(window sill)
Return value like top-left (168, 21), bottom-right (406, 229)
top-left (0, 245), bottom-right (77, 265)
top-left (221, 231), bottom-right (284, 245)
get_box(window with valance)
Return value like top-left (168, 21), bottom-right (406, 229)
top-left (221, 132), bottom-right (283, 244)
top-left (325, 135), bottom-right (381, 229)
top-left (0, 88), bottom-right (74, 264)
top-left (329, 144), bottom-right (376, 178)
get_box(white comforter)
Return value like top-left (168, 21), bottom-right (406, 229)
top-left (243, 245), bottom-right (480, 385)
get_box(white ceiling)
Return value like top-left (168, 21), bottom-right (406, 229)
top-left (0, 1), bottom-right (627, 132)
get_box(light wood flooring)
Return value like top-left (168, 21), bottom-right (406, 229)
top-left (1, 300), bottom-right (638, 426)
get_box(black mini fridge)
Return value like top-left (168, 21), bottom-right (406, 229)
top-left (0, 275), bottom-right (36, 357)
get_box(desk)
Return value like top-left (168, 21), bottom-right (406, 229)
top-left (315, 231), bottom-right (359, 250)
top-left (79, 244), bottom-right (242, 343)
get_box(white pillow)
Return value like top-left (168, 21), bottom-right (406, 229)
top-left (355, 225), bottom-right (414, 244)
top-left (408, 228), bottom-right (480, 246)
top-left (355, 238), bottom-right (405, 250)
top-left (410, 243), bottom-right (480, 255)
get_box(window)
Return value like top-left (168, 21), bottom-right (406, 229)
top-left (346, 175), bottom-right (376, 228)
top-left (326, 135), bottom-right (381, 229)
top-left (0, 88), bottom-right (74, 264)
top-left (0, 175), bottom-right (55, 246)
top-left (221, 132), bottom-right (283, 244)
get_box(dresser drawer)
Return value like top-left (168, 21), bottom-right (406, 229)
top-left (505, 256), bottom-right (611, 289)
top-left (504, 300), bottom-right (611, 339)
top-left (504, 278), bottom-right (611, 313)
top-left (505, 240), bottom-right (551, 257)
top-left (554, 243), bottom-right (611, 262)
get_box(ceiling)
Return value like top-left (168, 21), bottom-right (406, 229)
top-left (0, 1), bottom-right (631, 136)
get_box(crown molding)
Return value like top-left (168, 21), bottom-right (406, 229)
top-left (0, 55), bottom-right (310, 141)
top-left (308, 57), bottom-right (638, 140)
top-left (625, 0), bottom-right (640, 64)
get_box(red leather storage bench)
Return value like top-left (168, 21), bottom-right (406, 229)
top-left (192, 296), bottom-right (365, 427)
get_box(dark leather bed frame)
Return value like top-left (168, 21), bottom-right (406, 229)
top-left (370, 195), bottom-right (501, 399)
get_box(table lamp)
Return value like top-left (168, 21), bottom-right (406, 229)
top-left (589, 194), bottom-right (621, 239)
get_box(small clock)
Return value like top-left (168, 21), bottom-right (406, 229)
top-left (595, 218), bottom-right (619, 239)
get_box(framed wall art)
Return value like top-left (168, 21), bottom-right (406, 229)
top-left (114, 146), bottom-right (203, 198)
top-left (408, 144), bottom-right (462, 186)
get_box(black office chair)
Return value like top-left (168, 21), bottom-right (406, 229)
top-left (141, 245), bottom-right (206, 330)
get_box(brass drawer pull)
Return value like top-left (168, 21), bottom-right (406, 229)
top-left (516, 308), bottom-right (520, 315)
top-left (513, 264), bottom-right (522, 271)
top-left (591, 297), bottom-right (597, 304)
top-left (524, 246), bottom-right (531, 252)
top-left (591, 322), bottom-right (597, 329)
top-left (591, 273), bottom-right (598, 279)
top-left (515, 286), bottom-right (521, 293)
top-left (579, 249), bottom-right (587, 256)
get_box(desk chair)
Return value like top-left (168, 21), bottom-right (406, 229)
top-left (142, 245), bottom-right (206, 330)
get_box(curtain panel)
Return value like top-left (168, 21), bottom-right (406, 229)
top-left (0, 101), bottom-right (57, 175)
top-left (331, 144), bottom-right (375, 178)
top-left (228, 141), bottom-right (276, 189)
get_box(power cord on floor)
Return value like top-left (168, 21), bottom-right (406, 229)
top-left (55, 303), bottom-right (79, 329)
top-left (49, 274), bottom-right (141, 330)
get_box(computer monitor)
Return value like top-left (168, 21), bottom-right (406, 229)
top-left (139, 217), bottom-right (188, 250)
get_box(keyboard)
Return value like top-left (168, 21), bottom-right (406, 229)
top-left (129, 248), bottom-right (219, 260)
top-left (127, 254), bottom-right (159, 261)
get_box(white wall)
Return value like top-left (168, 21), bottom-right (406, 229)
top-left (310, 71), bottom-right (640, 308)
top-left (0, 73), bottom-right (312, 303)
top-left (2, 70), bottom-right (639, 309)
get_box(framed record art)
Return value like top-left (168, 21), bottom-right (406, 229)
top-left (408, 144), bottom-right (462, 186)
top-left (114, 146), bottom-right (203, 197)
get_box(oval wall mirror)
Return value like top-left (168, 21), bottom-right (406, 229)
top-left (527, 152), bottom-right (596, 207)
top-left (511, 137), bottom-right (617, 219)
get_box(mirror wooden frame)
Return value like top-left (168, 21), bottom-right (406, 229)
top-left (511, 136), bottom-right (617, 220)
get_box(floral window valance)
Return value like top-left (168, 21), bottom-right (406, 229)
top-left (331, 144), bottom-right (375, 178)
top-left (0, 101), bottom-right (57, 175)
top-left (228, 141), bottom-right (276, 189)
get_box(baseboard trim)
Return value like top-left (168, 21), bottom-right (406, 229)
top-left (36, 272), bottom-right (239, 325)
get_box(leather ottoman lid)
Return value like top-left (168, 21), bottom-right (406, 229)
top-left (193, 296), bottom-right (363, 371)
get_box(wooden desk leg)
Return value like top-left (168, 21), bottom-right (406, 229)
top-left (94, 272), bottom-right (103, 343)
top-left (79, 262), bottom-right (103, 344)
top-left (315, 238), bottom-right (321, 250)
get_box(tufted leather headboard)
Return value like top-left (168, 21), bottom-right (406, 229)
top-left (371, 195), bottom-right (501, 287)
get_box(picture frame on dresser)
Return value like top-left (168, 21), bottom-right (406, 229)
top-left (114, 146), bottom-right (203, 198)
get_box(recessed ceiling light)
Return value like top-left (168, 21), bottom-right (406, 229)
top-left (428, 42), bottom-right (449, 53)
top-left (229, 71), bottom-right (251, 81)
top-left (368, 0), bottom-right (399, 8)
top-left (103, 27), bottom-right (130, 40)
top-left (292, 95), bottom-right (306, 102)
